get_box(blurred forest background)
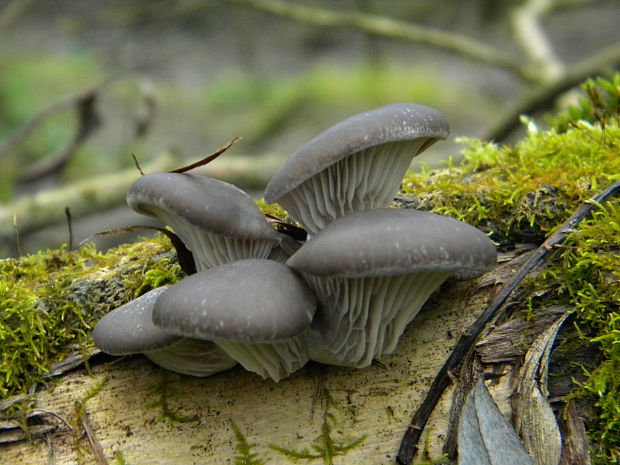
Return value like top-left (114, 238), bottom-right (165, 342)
top-left (1, 0), bottom-right (619, 257)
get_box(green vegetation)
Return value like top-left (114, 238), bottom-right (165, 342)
top-left (0, 234), bottom-right (182, 401)
top-left (145, 371), bottom-right (199, 426)
top-left (269, 388), bottom-right (365, 464)
top-left (0, 53), bottom-right (103, 201)
top-left (229, 419), bottom-right (266, 465)
top-left (401, 122), bottom-right (619, 247)
top-left (399, 75), bottom-right (620, 464)
top-left (72, 377), bottom-right (109, 464)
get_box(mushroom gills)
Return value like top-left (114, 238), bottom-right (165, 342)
top-left (304, 271), bottom-right (451, 367)
top-left (144, 338), bottom-right (237, 377)
top-left (150, 207), bottom-right (277, 271)
top-left (278, 139), bottom-right (426, 234)
top-left (213, 333), bottom-right (308, 382)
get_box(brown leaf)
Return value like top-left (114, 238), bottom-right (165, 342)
top-left (512, 313), bottom-right (568, 465)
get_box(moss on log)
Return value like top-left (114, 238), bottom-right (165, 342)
top-left (1, 80), bottom-right (619, 464)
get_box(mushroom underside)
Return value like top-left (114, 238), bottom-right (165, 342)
top-left (144, 337), bottom-right (237, 377)
top-left (303, 271), bottom-right (451, 367)
top-left (214, 334), bottom-right (309, 382)
top-left (148, 207), bottom-right (277, 271)
top-left (277, 139), bottom-right (428, 234)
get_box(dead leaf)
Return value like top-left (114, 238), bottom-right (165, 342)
top-left (458, 379), bottom-right (534, 465)
top-left (512, 313), bottom-right (568, 465)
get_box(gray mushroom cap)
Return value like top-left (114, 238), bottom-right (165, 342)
top-left (127, 172), bottom-right (280, 241)
top-left (286, 209), bottom-right (497, 278)
top-left (93, 286), bottom-right (180, 355)
top-left (264, 103), bottom-right (449, 203)
top-left (153, 259), bottom-right (317, 343)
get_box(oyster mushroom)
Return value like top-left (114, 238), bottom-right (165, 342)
top-left (152, 259), bottom-right (317, 382)
top-left (127, 172), bottom-right (283, 271)
top-left (286, 209), bottom-right (497, 368)
top-left (264, 103), bottom-right (449, 234)
top-left (93, 287), bottom-right (237, 377)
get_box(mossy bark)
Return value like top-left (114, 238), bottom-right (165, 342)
top-left (1, 259), bottom-right (500, 465)
top-left (1, 115), bottom-right (619, 464)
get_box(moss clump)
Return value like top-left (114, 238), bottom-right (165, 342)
top-left (255, 199), bottom-right (288, 220)
top-left (552, 202), bottom-right (619, 463)
top-left (401, 75), bottom-right (620, 248)
top-left (0, 234), bottom-right (183, 400)
top-left (401, 75), bottom-right (620, 463)
top-left (401, 123), bottom-right (619, 246)
top-left (547, 75), bottom-right (620, 133)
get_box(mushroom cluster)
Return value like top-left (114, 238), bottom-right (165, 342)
top-left (93, 103), bottom-right (497, 381)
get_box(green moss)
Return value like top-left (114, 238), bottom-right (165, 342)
top-left (551, 202), bottom-right (619, 463)
top-left (401, 126), bottom-right (619, 246)
top-left (0, 234), bottom-right (183, 401)
top-left (72, 377), bottom-right (110, 464)
top-left (229, 419), bottom-right (266, 465)
top-left (255, 199), bottom-right (288, 220)
top-left (145, 371), bottom-right (199, 426)
top-left (399, 76), bottom-right (620, 463)
top-left (547, 75), bottom-right (620, 133)
top-left (269, 388), bottom-right (365, 464)
top-left (513, 200), bottom-right (620, 464)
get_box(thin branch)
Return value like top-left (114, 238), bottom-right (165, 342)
top-left (0, 154), bottom-right (178, 240)
top-left (226, 0), bottom-right (541, 83)
top-left (511, 0), bottom-right (565, 82)
top-left (486, 40), bottom-right (620, 141)
top-left (16, 89), bottom-right (101, 184)
top-left (65, 206), bottom-right (74, 250)
top-left (396, 179), bottom-right (620, 465)
top-left (79, 408), bottom-right (109, 465)
top-left (0, 83), bottom-right (108, 159)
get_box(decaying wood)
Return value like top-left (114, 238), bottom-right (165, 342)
top-left (512, 314), bottom-right (567, 465)
top-left (79, 408), bottom-right (109, 465)
top-left (396, 179), bottom-right (620, 464)
top-left (1, 265), bottom-right (496, 464)
top-left (558, 401), bottom-right (592, 465)
top-left (476, 305), bottom-right (568, 364)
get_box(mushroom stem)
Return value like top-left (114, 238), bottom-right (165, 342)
top-left (150, 207), bottom-right (277, 270)
top-left (214, 334), bottom-right (309, 382)
top-left (304, 271), bottom-right (451, 367)
top-left (145, 338), bottom-right (237, 377)
top-left (277, 140), bottom-right (426, 233)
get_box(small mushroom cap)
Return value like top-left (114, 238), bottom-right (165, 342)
top-left (93, 286), bottom-right (180, 355)
top-left (286, 209), bottom-right (497, 278)
top-left (153, 259), bottom-right (317, 343)
top-left (264, 103), bottom-right (449, 203)
top-left (127, 172), bottom-right (279, 240)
